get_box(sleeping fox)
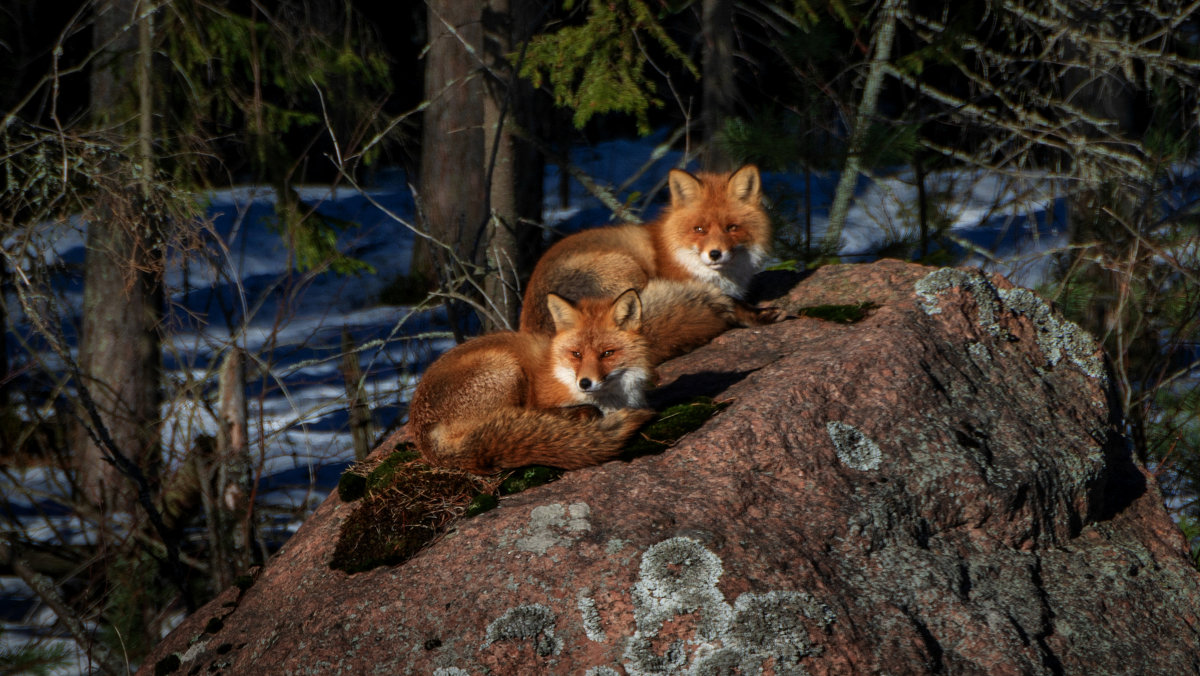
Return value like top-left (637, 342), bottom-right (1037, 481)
top-left (409, 290), bottom-right (655, 474)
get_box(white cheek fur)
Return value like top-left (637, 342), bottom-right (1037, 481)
top-left (585, 366), bottom-right (650, 412)
top-left (671, 244), bottom-right (766, 299)
top-left (555, 363), bottom-right (580, 397)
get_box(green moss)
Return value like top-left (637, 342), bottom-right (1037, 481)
top-left (366, 444), bottom-right (419, 492)
top-left (794, 302), bottom-right (878, 324)
top-left (623, 397), bottom-right (730, 458)
top-left (330, 457), bottom-right (494, 574)
top-left (331, 400), bottom-right (729, 573)
top-left (336, 443), bottom-right (420, 502)
top-left (336, 470), bottom-right (367, 502)
top-left (500, 466), bottom-right (564, 495)
top-left (465, 493), bottom-right (499, 517)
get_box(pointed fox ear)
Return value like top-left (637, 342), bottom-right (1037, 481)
top-left (610, 288), bottom-right (643, 332)
top-left (727, 165), bottom-right (761, 204)
top-left (547, 293), bottom-right (580, 332)
top-left (668, 169), bottom-right (702, 208)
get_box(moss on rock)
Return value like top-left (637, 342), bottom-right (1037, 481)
top-left (623, 397), bottom-right (729, 459)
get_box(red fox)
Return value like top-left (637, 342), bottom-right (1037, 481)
top-left (408, 289), bottom-right (656, 474)
top-left (519, 164), bottom-right (777, 339)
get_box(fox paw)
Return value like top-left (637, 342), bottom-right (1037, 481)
top-left (753, 305), bottom-right (786, 324)
top-left (735, 302), bottom-right (786, 326)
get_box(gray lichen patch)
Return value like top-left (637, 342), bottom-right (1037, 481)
top-left (512, 502), bottom-right (593, 554)
top-left (625, 537), bottom-right (733, 674)
top-left (579, 595), bottom-right (608, 643)
top-left (482, 603), bottom-right (561, 656)
top-left (621, 537), bottom-right (838, 675)
top-left (915, 268), bottom-right (1006, 336)
top-left (688, 591), bottom-right (835, 675)
top-left (915, 268), bottom-right (1107, 382)
top-left (998, 287), bottom-right (1107, 382)
top-left (967, 341), bottom-right (991, 364)
top-left (827, 421), bottom-right (883, 471)
top-left (631, 537), bottom-right (731, 639)
top-left (728, 591), bottom-right (835, 659)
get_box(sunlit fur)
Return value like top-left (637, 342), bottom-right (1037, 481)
top-left (408, 291), bottom-right (655, 474)
top-left (519, 165), bottom-right (772, 337)
top-left (546, 289), bottom-right (652, 411)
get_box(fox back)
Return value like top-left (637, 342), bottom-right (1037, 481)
top-left (519, 165), bottom-right (770, 336)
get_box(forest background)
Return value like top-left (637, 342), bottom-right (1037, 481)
top-left (2, 0), bottom-right (1200, 673)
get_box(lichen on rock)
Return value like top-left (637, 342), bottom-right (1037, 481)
top-left (915, 268), bottom-right (1106, 382)
top-left (998, 287), bottom-right (1107, 382)
top-left (827, 421), bottom-right (883, 471)
top-left (914, 267), bottom-right (1005, 335)
top-left (578, 595), bottom-right (608, 643)
top-left (510, 501), bottom-right (593, 555)
top-left (620, 537), bottom-right (837, 675)
top-left (482, 603), bottom-right (561, 657)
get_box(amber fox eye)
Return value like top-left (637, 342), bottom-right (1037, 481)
top-left (570, 350), bottom-right (582, 359)
top-left (601, 350), bottom-right (615, 358)
top-left (726, 223), bottom-right (739, 232)
top-left (693, 225), bottom-right (706, 234)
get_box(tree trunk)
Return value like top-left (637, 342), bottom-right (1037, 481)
top-left (820, 0), bottom-right (901, 255)
top-left (482, 0), bottom-right (544, 330)
top-left (340, 330), bottom-right (374, 461)
top-left (75, 0), bottom-right (164, 513)
top-left (701, 0), bottom-right (735, 171)
top-left (420, 0), bottom-right (488, 338)
top-left (208, 347), bottom-right (254, 590)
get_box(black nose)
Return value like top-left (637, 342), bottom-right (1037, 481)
top-left (578, 378), bottom-right (592, 389)
top-left (708, 249), bottom-right (723, 261)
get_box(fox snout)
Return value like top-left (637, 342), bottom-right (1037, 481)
top-left (701, 245), bottom-right (742, 267)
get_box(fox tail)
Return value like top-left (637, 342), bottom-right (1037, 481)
top-left (422, 406), bottom-right (655, 474)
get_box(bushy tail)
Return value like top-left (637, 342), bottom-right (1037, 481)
top-left (422, 407), bottom-right (655, 474)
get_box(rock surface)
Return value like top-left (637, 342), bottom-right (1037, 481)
top-left (142, 260), bottom-right (1200, 675)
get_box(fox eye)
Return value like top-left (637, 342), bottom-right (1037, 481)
top-left (726, 223), bottom-right (739, 232)
top-left (601, 349), bottom-right (615, 358)
top-left (570, 350), bottom-right (582, 359)
top-left (693, 225), bottom-right (706, 234)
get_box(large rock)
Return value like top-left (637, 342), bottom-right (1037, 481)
top-left (142, 260), bottom-right (1200, 675)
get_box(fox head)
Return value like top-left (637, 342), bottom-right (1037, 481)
top-left (662, 164), bottom-right (770, 298)
top-left (546, 288), bottom-right (653, 411)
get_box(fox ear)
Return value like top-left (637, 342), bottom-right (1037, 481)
top-left (727, 165), bottom-right (761, 204)
top-left (610, 288), bottom-right (643, 331)
top-left (546, 293), bottom-right (580, 332)
top-left (668, 169), bottom-right (702, 208)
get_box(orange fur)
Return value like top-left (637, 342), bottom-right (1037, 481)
top-left (519, 165), bottom-right (777, 358)
top-left (409, 291), bottom-right (655, 474)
